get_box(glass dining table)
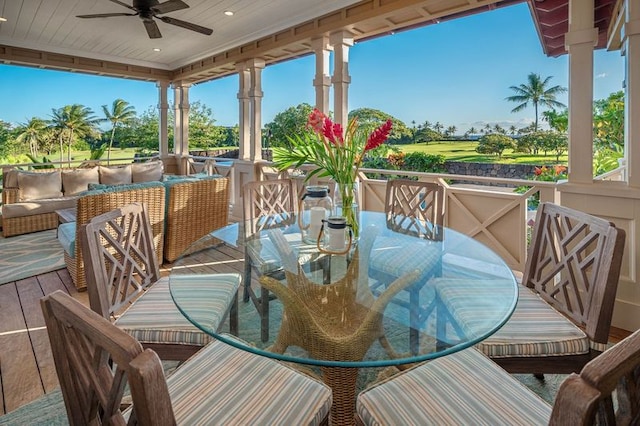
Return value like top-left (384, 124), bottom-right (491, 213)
top-left (170, 211), bottom-right (518, 426)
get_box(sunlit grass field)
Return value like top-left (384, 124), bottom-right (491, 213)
top-left (399, 141), bottom-right (568, 165)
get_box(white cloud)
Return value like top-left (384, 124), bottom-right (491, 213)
top-left (596, 73), bottom-right (607, 79)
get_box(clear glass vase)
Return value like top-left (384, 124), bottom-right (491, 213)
top-left (333, 180), bottom-right (360, 239)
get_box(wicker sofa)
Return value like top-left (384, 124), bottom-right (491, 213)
top-left (56, 175), bottom-right (230, 289)
top-left (57, 182), bottom-right (166, 290)
top-left (1, 161), bottom-right (165, 237)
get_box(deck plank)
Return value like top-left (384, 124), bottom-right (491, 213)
top-left (0, 283), bottom-right (44, 414)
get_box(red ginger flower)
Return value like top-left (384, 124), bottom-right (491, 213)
top-left (321, 117), bottom-right (344, 146)
top-left (365, 119), bottom-right (393, 151)
top-left (308, 109), bottom-right (326, 133)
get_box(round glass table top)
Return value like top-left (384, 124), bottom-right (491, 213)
top-left (170, 211), bottom-right (518, 368)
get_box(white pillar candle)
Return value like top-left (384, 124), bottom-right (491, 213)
top-left (310, 206), bottom-right (325, 240)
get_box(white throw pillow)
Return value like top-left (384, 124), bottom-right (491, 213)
top-left (131, 160), bottom-right (164, 182)
top-left (62, 167), bottom-right (100, 195)
top-left (99, 165), bottom-right (132, 185)
top-left (17, 170), bottom-right (63, 201)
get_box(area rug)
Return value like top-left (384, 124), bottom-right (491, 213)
top-left (0, 230), bottom-right (65, 285)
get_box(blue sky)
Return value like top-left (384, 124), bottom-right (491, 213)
top-left (0, 2), bottom-right (625, 134)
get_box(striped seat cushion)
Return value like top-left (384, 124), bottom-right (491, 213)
top-left (167, 338), bottom-right (332, 424)
top-left (370, 236), bottom-right (441, 278)
top-left (246, 232), bottom-right (316, 275)
top-left (115, 274), bottom-right (240, 346)
top-left (435, 279), bottom-right (589, 357)
top-left (357, 348), bottom-right (552, 425)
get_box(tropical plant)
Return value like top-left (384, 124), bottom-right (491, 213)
top-left (264, 103), bottom-right (316, 149)
top-left (272, 108), bottom-right (392, 236)
top-left (506, 73), bottom-right (567, 131)
top-left (102, 99), bottom-right (136, 163)
top-left (402, 152), bottom-right (446, 173)
top-left (594, 144), bottom-right (624, 176)
top-left (593, 91), bottom-right (624, 150)
top-left (50, 104), bottom-right (100, 163)
top-left (542, 108), bottom-right (568, 133)
top-left (475, 134), bottom-right (515, 159)
top-left (15, 117), bottom-right (47, 157)
top-left (25, 153), bottom-right (55, 169)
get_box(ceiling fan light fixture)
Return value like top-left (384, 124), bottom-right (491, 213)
top-left (153, 47), bottom-right (161, 51)
top-left (224, 10), bottom-right (234, 16)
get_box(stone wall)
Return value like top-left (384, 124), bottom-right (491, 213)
top-left (189, 150), bottom-right (539, 180)
top-left (444, 161), bottom-right (537, 180)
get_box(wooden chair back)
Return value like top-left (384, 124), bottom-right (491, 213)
top-left (551, 328), bottom-right (640, 425)
top-left (80, 202), bottom-right (161, 319)
top-left (524, 203), bottom-right (626, 348)
top-left (242, 179), bottom-right (298, 239)
top-left (41, 290), bottom-right (175, 426)
top-left (385, 178), bottom-right (444, 240)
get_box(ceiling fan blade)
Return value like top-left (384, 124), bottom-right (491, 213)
top-left (107, 0), bottom-right (137, 11)
top-left (159, 16), bottom-right (212, 35)
top-left (76, 13), bottom-right (137, 18)
top-left (143, 19), bottom-right (162, 38)
top-left (151, 0), bottom-right (189, 15)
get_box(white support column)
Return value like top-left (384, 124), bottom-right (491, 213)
top-left (566, 0), bottom-right (598, 183)
top-left (330, 31), bottom-right (353, 126)
top-left (156, 80), bottom-right (170, 159)
top-left (172, 82), bottom-right (190, 157)
top-left (625, 0), bottom-right (640, 187)
top-left (236, 61), bottom-right (251, 161)
top-left (248, 58), bottom-right (265, 161)
top-left (312, 36), bottom-right (332, 115)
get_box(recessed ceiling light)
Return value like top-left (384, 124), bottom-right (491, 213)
top-left (224, 10), bottom-right (234, 16)
top-left (0, 17), bottom-right (7, 22)
top-left (153, 48), bottom-right (161, 52)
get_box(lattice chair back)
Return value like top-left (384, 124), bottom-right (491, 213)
top-left (80, 202), bottom-right (161, 319)
top-left (41, 291), bottom-right (175, 426)
top-left (551, 327), bottom-right (640, 424)
top-left (385, 179), bottom-right (444, 240)
top-left (523, 202), bottom-right (626, 349)
top-left (243, 179), bottom-right (298, 238)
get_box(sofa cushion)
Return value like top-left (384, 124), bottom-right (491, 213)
top-left (57, 222), bottom-right (76, 257)
top-left (2, 196), bottom-right (78, 218)
top-left (131, 160), bottom-right (164, 183)
top-left (99, 165), bottom-right (132, 185)
top-left (62, 167), bottom-right (100, 196)
top-left (17, 171), bottom-right (63, 201)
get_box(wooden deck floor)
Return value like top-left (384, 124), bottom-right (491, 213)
top-left (0, 262), bottom-right (633, 416)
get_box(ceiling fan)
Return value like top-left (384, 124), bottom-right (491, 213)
top-left (76, 0), bottom-right (213, 39)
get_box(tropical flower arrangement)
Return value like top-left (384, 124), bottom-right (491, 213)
top-left (272, 108), bottom-right (392, 237)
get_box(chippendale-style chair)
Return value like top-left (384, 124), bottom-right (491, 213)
top-left (433, 202), bottom-right (626, 375)
top-left (357, 327), bottom-right (640, 425)
top-left (370, 178), bottom-right (445, 350)
top-left (242, 178), bottom-right (299, 342)
top-left (41, 290), bottom-right (332, 426)
top-left (80, 202), bottom-right (240, 361)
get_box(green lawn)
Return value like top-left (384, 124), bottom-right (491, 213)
top-left (398, 141), bottom-right (568, 165)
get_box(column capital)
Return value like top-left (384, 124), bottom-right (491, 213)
top-left (330, 30), bottom-right (354, 47)
top-left (311, 35), bottom-right (333, 51)
top-left (170, 81), bottom-right (191, 89)
top-left (246, 58), bottom-right (266, 69)
top-left (235, 60), bottom-right (248, 73)
top-left (624, 20), bottom-right (640, 39)
top-left (565, 28), bottom-right (599, 48)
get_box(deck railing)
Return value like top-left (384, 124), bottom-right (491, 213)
top-left (1, 155), bottom-right (562, 272)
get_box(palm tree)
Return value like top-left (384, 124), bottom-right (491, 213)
top-left (102, 99), bottom-right (136, 163)
top-left (15, 117), bottom-right (47, 157)
top-left (509, 125), bottom-right (518, 135)
top-left (50, 104), bottom-right (100, 164)
top-left (506, 73), bottom-right (567, 131)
